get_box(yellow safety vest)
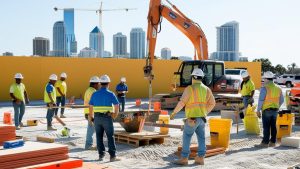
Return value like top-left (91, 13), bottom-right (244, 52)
top-left (55, 80), bottom-right (67, 97)
top-left (10, 83), bottom-right (26, 101)
top-left (241, 79), bottom-right (255, 96)
top-left (84, 87), bottom-right (97, 114)
top-left (262, 82), bottom-right (281, 111)
top-left (185, 82), bottom-right (208, 118)
top-left (93, 106), bottom-right (113, 113)
top-left (44, 84), bottom-right (57, 103)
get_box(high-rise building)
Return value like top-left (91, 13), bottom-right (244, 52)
top-left (33, 37), bottom-right (49, 56)
top-left (130, 28), bottom-right (145, 59)
top-left (78, 47), bottom-right (97, 58)
top-left (213, 21), bottom-right (240, 61)
top-left (89, 26), bottom-right (104, 58)
top-left (161, 47), bottom-right (171, 60)
top-left (53, 21), bottom-right (66, 57)
top-left (103, 51), bottom-right (112, 58)
top-left (113, 32), bottom-right (127, 58)
top-left (2, 52), bottom-right (13, 56)
top-left (64, 8), bottom-right (77, 56)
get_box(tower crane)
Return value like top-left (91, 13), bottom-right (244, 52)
top-left (54, 1), bottom-right (137, 29)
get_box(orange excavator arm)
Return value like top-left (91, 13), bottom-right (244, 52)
top-left (144, 0), bottom-right (208, 80)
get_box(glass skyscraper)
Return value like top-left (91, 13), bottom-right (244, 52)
top-left (113, 32), bottom-right (127, 58)
top-left (161, 47), bottom-right (171, 60)
top-left (213, 21), bottom-right (240, 61)
top-left (53, 21), bottom-right (66, 57)
top-left (33, 37), bottom-right (49, 56)
top-left (130, 28), bottom-right (145, 59)
top-left (89, 26), bottom-right (104, 58)
top-left (64, 8), bottom-right (77, 56)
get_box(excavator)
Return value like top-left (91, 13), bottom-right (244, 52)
top-left (144, 0), bottom-right (241, 109)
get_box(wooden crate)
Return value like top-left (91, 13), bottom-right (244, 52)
top-left (114, 131), bottom-right (169, 147)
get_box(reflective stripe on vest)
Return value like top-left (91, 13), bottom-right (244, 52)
top-left (262, 82), bottom-right (281, 111)
top-left (93, 106), bottom-right (113, 113)
top-left (185, 83), bottom-right (208, 118)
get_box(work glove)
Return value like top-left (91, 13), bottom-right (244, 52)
top-left (170, 112), bottom-right (176, 120)
top-left (256, 111), bottom-right (261, 118)
top-left (25, 98), bottom-right (30, 104)
top-left (239, 111), bottom-right (245, 119)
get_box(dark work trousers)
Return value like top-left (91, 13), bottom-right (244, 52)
top-left (94, 113), bottom-right (116, 158)
top-left (118, 97), bottom-right (125, 112)
top-left (262, 109), bottom-right (278, 144)
top-left (55, 96), bottom-right (66, 116)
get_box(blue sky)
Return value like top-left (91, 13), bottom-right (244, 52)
top-left (0, 0), bottom-right (299, 67)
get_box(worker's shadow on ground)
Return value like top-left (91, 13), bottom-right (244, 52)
top-left (152, 155), bottom-right (202, 169)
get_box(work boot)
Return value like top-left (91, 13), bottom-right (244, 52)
top-left (110, 156), bottom-right (121, 162)
top-left (47, 126), bottom-right (57, 131)
top-left (194, 156), bottom-right (204, 165)
top-left (268, 142), bottom-right (276, 147)
top-left (20, 122), bottom-right (24, 127)
top-left (99, 154), bottom-right (105, 161)
top-left (60, 115), bottom-right (66, 118)
top-left (254, 143), bottom-right (268, 148)
top-left (16, 126), bottom-right (21, 130)
top-left (174, 158), bottom-right (188, 166)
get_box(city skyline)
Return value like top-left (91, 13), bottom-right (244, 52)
top-left (0, 0), bottom-right (300, 66)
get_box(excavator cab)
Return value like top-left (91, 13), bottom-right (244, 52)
top-left (174, 60), bottom-right (226, 89)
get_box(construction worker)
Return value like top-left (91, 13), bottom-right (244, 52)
top-left (54, 72), bottom-right (67, 118)
top-left (44, 74), bottom-right (58, 131)
top-left (170, 68), bottom-right (215, 166)
top-left (88, 75), bottom-right (121, 162)
top-left (84, 76), bottom-right (100, 150)
top-left (115, 77), bottom-right (128, 112)
top-left (9, 73), bottom-right (29, 129)
top-left (240, 71), bottom-right (255, 119)
top-left (255, 71), bottom-right (284, 148)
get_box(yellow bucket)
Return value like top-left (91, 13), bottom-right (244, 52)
top-left (209, 118), bottom-right (232, 149)
top-left (276, 113), bottom-right (294, 139)
top-left (158, 111), bottom-right (170, 135)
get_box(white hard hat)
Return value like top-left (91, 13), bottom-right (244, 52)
top-left (241, 71), bottom-right (249, 78)
top-left (60, 72), bottom-right (67, 78)
top-left (99, 75), bottom-right (111, 83)
top-left (14, 73), bottom-right (23, 79)
top-left (90, 76), bottom-right (100, 83)
top-left (121, 77), bottom-right (126, 82)
top-left (49, 74), bottom-right (58, 81)
top-left (191, 68), bottom-right (205, 77)
top-left (262, 71), bottom-right (275, 79)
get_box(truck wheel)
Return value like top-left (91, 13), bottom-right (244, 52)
top-left (286, 81), bottom-right (292, 88)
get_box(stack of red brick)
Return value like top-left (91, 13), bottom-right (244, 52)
top-left (0, 124), bottom-right (16, 146)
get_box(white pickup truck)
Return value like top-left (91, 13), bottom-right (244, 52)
top-left (276, 74), bottom-right (300, 87)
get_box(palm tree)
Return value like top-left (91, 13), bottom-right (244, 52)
top-left (291, 63), bottom-right (297, 74)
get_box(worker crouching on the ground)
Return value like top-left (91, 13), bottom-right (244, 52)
top-left (88, 75), bottom-right (121, 162)
top-left (255, 71), bottom-right (284, 148)
top-left (240, 71), bottom-right (255, 119)
top-left (44, 74), bottom-right (58, 131)
top-left (84, 76), bottom-right (100, 150)
top-left (170, 68), bottom-right (215, 166)
top-left (9, 73), bottom-right (29, 130)
top-left (54, 72), bottom-right (67, 118)
top-left (116, 77), bottom-right (128, 112)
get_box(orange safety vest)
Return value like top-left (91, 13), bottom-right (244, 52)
top-left (185, 82), bottom-right (208, 118)
top-left (262, 82), bottom-right (281, 111)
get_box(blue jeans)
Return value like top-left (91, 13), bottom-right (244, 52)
top-left (262, 109), bottom-right (278, 144)
top-left (118, 97), bottom-right (125, 112)
top-left (94, 113), bottom-right (116, 157)
top-left (181, 117), bottom-right (206, 158)
top-left (242, 96), bottom-right (252, 109)
top-left (46, 104), bottom-right (55, 127)
top-left (55, 96), bottom-right (66, 116)
top-left (85, 114), bottom-right (95, 149)
top-left (13, 102), bottom-right (25, 127)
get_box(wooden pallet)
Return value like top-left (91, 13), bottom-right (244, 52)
top-left (114, 131), bottom-right (169, 147)
top-left (288, 163), bottom-right (300, 169)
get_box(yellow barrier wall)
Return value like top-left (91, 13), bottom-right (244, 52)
top-left (0, 57), bottom-right (261, 101)
top-left (225, 61), bottom-right (261, 89)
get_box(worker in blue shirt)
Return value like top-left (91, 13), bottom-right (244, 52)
top-left (255, 71), bottom-right (284, 148)
top-left (89, 75), bottom-right (121, 162)
top-left (115, 77), bottom-right (128, 112)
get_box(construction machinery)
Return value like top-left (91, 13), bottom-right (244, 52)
top-left (286, 82), bottom-right (300, 125)
top-left (144, 0), bottom-right (241, 109)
